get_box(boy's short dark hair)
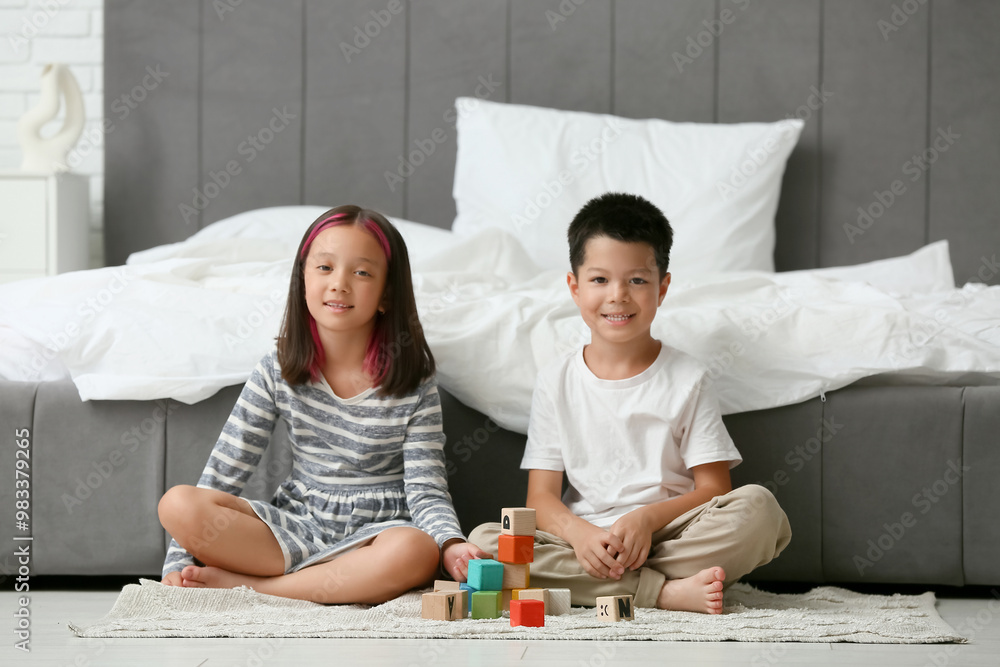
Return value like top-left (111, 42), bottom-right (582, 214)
top-left (568, 192), bottom-right (673, 279)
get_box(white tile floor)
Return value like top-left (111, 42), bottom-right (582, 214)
top-left (2, 587), bottom-right (999, 666)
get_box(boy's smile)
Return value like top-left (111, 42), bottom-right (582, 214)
top-left (602, 313), bottom-right (635, 325)
top-left (568, 235), bottom-right (670, 359)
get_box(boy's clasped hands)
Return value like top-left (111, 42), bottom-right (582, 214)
top-left (570, 508), bottom-right (654, 580)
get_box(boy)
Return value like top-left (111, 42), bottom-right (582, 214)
top-left (470, 192), bottom-right (791, 614)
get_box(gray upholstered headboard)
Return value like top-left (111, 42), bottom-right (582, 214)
top-left (104, 0), bottom-right (1000, 285)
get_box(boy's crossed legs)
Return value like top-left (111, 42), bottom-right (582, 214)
top-left (470, 484), bottom-right (791, 614)
top-left (158, 486), bottom-right (439, 604)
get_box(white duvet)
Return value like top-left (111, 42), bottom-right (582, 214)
top-left (1, 206), bottom-right (999, 434)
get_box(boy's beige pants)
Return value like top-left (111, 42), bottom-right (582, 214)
top-left (468, 484), bottom-right (791, 608)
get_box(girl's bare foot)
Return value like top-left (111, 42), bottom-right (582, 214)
top-left (161, 571), bottom-right (182, 587)
top-left (655, 566), bottom-right (726, 614)
top-left (180, 564), bottom-right (264, 591)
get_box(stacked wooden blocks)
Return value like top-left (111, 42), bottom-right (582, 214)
top-left (498, 507), bottom-right (541, 627)
top-left (420, 506), bottom-right (572, 624)
top-left (468, 558), bottom-right (504, 619)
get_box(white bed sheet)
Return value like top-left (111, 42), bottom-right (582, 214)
top-left (1, 206), bottom-right (998, 434)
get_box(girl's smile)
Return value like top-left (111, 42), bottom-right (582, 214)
top-left (324, 300), bottom-right (354, 312)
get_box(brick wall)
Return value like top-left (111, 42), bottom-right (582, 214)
top-left (0, 0), bottom-right (104, 268)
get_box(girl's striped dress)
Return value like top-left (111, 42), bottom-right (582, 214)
top-left (162, 348), bottom-right (465, 576)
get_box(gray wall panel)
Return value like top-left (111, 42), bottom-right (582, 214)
top-left (104, 1), bottom-right (1000, 284)
top-left (200, 0), bottom-right (304, 226)
top-left (718, 0), bottom-right (822, 271)
top-left (614, 0), bottom-right (715, 123)
top-left (510, 0), bottom-right (612, 113)
top-left (104, 0), bottom-right (200, 265)
top-left (407, 0), bottom-right (508, 227)
top-left (821, 0), bottom-right (929, 268)
top-left (304, 0), bottom-right (407, 216)
top-left (930, 1), bottom-right (1000, 286)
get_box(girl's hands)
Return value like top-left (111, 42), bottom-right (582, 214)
top-left (607, 508), bottom-right (653, 572)
top-left (161, 572), bottom-right (182, 587)
top-left (568, 523), bottom-right (626, 580)
top-left (441, 539), bottom-right (492, 582)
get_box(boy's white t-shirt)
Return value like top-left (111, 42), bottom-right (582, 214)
top-left (521, 342), bottom-right (742, 529)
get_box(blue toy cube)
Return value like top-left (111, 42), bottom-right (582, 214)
top-left (467, 558), bottom-right (504, 591)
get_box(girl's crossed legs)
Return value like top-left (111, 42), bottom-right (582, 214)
top-left (157, 485), bottom-right (439, 604)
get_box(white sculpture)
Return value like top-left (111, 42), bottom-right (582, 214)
top-left (18, 63), bottom-right (85, 173)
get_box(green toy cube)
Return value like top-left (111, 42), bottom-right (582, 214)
top-left (471, 590), bottom-right (502, 619)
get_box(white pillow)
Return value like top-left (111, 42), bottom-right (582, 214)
top-left (127, 205), bottom-right (456, 266)
top-left (452, 98), bottom-right (804, 276)
top-left (778, 239), bottom-right (956, 294)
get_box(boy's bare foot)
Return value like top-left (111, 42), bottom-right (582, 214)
top-left (655, 566), bottom-right (726, 614)
top-left (180, 564), bottom-right (264, 591)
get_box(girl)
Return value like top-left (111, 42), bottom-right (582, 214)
top-left (158, 205), bottom-right (489, 603)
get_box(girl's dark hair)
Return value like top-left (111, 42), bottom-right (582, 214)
top-left (277, 205), bottom-right (435, 397)
top-left (568, 192), bottom-right (673, 279)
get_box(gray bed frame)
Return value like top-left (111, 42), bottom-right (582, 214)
top-left (3, 380), bottom-right (999, 586)
top-left (3, 0), bottom-right (999, 587)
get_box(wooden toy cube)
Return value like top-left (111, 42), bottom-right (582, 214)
top-left (432, 580), bottom-right (468, 617)
top-left (510, 599), bottom-right (545, 627)
top-left (596, 594), bottom-right (634, 622)
top-left (498, 534), bottom-right (534, 564)
top-left (421, 591), bottom-right (461, 621)
top-left (467, 559), bottom-right (503, 591)
top-left (517, 588), bottom-right (548, 613)
top-left (502, 562), bottom-right (529, 590)
top-left (471, 590), bottom-right (502, 619)
top-left (548, 588), bottom-right (572, 616)
top-left (500, 507), bottom-right (537, 536)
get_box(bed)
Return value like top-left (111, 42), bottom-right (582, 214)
top-left (2, 0), bottom-right (999, 588)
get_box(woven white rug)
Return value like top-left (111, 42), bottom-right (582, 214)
top-left (69, 580), bottom-right (964, 643)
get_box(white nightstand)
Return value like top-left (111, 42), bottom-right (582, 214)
top-left (0, 171), bottom-right (90, 283)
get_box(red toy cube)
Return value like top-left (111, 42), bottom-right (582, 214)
top-left (498, 534), bottom-right (534, 564)
top-left (510, 599), bottom-right (545, 627)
